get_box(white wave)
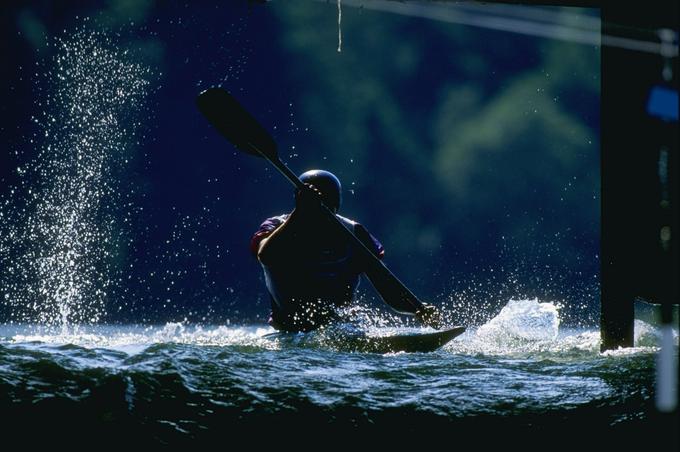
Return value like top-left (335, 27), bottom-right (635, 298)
top-left (443, 298), bottom-right (617, 357)
top-left (475, 298), bottom-right (558, 350)
top-left (477, 298), bottom-right (560, 341)
top-left (444, 299), bottom-right (676, 357)
top-left (6, 323), bottom-right (278, 353)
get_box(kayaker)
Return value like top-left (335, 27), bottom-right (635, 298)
top-left (251, 169), bottom-right (442, 332)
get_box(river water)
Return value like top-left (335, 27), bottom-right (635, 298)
top-left (1, 299), bottom-right (677, 448)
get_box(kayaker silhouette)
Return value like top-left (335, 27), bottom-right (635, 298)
top-left (251, 169), bottom-right (442, 332)
top-left (194, 87), bottom-right (444, 333)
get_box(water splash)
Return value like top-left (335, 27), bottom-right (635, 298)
top-left (478, 298), bottom-right (560, 341)
top-left (337, 299), bottom-right (409, 329)
top-left (216, 16), bottom-right (251, 89)
top-left (0, 27), bottom-right (151, 331)
top-left (449, 298), bottom-right (562, 355)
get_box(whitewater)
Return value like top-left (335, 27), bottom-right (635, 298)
top-left (1, 299), bottom-right (676, 447)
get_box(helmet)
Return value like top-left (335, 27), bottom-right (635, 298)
top-left (298, 169), bottom-right (342, 212)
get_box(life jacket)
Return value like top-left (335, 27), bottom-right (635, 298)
top-left (252, 214), bottom-right (383, 332)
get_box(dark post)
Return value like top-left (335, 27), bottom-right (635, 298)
top-left (600, 3), bottom-right (679, 351)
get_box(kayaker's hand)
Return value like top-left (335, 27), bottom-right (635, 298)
top-left (295, 183), bottom-right (325, 213)
top-left (415, 304), bottom-right (444, 329)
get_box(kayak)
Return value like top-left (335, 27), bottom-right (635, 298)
top-left (263, 325), bottom-right (466, 353)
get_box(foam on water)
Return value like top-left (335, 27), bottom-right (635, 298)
top-left (4, 298), bottom-right (670, 359)
top-left (5, 323), bottom-right (276, 353)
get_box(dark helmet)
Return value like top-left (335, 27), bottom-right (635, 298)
top-left (299, 169), bottom-right (342, 212)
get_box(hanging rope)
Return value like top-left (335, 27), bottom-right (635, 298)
top-left (337, 0), bottom-right (343, 53)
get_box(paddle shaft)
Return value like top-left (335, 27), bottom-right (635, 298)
top-left (248, 142), bottom-right (425, 315)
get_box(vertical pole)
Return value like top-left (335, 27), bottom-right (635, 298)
top-left (654, 29), bottom-right (679, 412)
top-left (600, 5), bottom-right (635, 351)
top-left (600, 3), bottom-right (679, 354)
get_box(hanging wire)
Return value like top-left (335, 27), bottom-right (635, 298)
top-left (313, 0), bottom-right (678, 57)
top-left (337, 0), bottom-right (343, 52)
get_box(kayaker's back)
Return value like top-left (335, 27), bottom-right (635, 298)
top-left (252, 213), bottom-right (383, 332)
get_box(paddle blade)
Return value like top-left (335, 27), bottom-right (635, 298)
top-left (196, 87), bottom-right (277, 159)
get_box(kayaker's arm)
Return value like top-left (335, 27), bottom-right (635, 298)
top-left (257, 184), bottom-right (325, 265)
top-left (353, 223), bottom-right (416, 316)
top-left (257, 211), bottom-right (304, 265)
top-left (355, 224), bottom-right (444, 328)
top-left (363, 259), bottom-right (444, 327)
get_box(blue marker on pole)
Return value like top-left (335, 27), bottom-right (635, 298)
top-left (647, 85), bottom-right (679, 122)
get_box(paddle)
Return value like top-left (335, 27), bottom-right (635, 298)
top-left (196, 87), bottom-right (443, 328)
